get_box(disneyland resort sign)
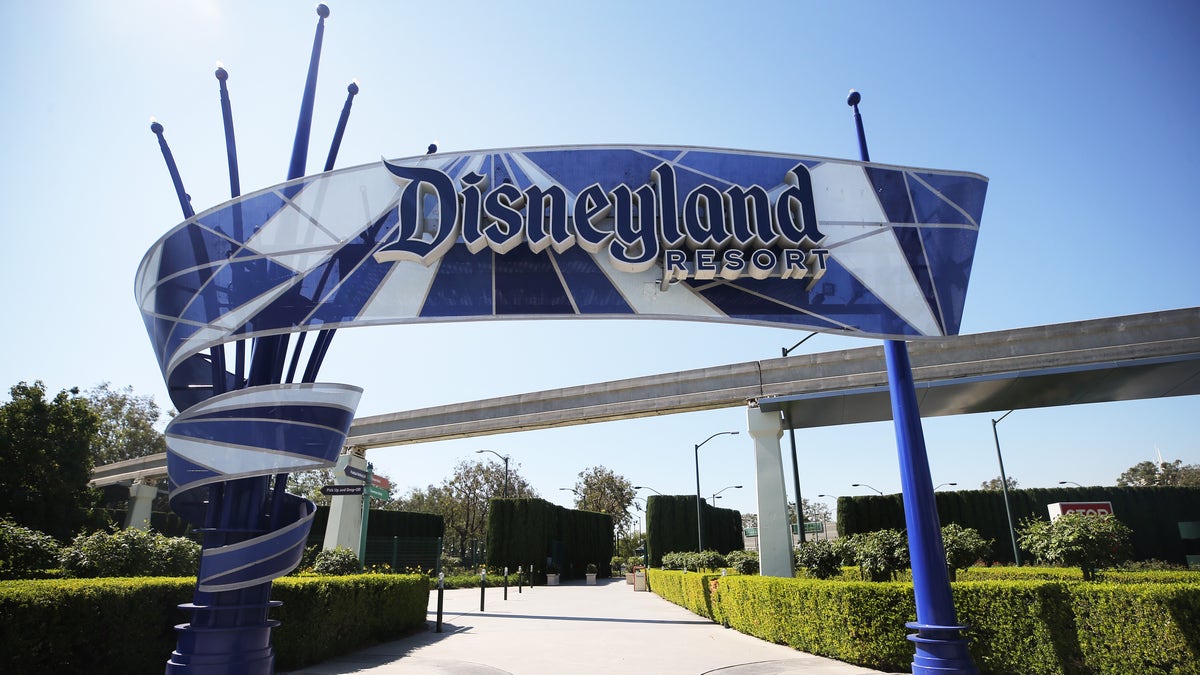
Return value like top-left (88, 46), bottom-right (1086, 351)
top-left (375, 158), bottom-right (830, 284)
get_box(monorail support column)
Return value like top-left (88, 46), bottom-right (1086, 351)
top-left (747, 403), bottom-right (793, 578)
top-left (323, 448), bottom-right (370, 553)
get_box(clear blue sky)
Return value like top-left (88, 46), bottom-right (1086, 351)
top-left (1, 1), bottom-right (1197, 520)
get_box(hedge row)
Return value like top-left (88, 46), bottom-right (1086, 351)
top-left (646, 569), bottom-right (1200, 674)
top-left (486, 498), bottom-right (613, 578)
top-left (645, 494), bottom-right (742, 567)
top-left (0, 574), bottom-right (429, 673)
top-left (825, 565), bottom-right (1200, 584)
top-left (837, 486), bottom-right (1200, 564)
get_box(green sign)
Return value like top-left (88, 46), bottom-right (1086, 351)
top-left (790, 522), bottom-right (826, 534)
top-left (743, 527), bottom-right (758, 537)
top-left (366, 485), bottom-right (390, 501)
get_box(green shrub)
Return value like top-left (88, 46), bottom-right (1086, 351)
top-left (1070, 582), bottom-right (1200, 673)
top-left (726, 549), bottom-right (759, 575)
top-left (58, 528), bottom-right (199, 578)
top-left (645, 569), bottom-right (720, 618)
top-left (271, 574), bottom-right (427, 670)
top-left (794, 539), bottom-right (841, 579)
top-left (941, 523), bottom-right (992, 581)
top-left (654, 571), bottom-right (1200, 674)
top-left (849, 529), bottom-right (909, 581)
top-left (0, 574), bottom-right (428, 673)
top-left (692, 550), bottom-right (726, 570)
top-left (958, 565), bottom-right (1200, 584)
top-left (1018, 513), bottom-right (1133, 581)
top-left (311, 547), bottom-right (363, 575)
top-left (661, 551), bottom-right (688, 570)
top-left (0, 520), bottom-right (62, 579)
top-left (712, 575), bottom-right (913, 669)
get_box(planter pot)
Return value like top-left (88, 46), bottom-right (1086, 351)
top-left (586, 573), bottom-right (597, 585)
top-left (546, 573), bottom-right (560, 586)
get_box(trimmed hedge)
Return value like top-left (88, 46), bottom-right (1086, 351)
top-left (838, 486), bottom-right (1200, 564)
top-left (0, 574), bottom-right (429, 673)
top-left (646, 569), bottom-right (1200, 674)
top-left (486, 498), bottom-right (613, 578)
top-left (645, 495), bottom-right (742, 567)
top-left (270, 574), bottom-right (428, 671)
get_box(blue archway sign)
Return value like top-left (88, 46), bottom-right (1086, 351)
top-left (141, 8), bottom-right (986, 674)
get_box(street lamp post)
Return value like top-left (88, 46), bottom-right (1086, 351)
top-left (1058, 481), bottom-right (1083, 488)
top-left (991, 410), bottom-right (1021, 566)
top-left (559, 487), bottom-right (582, 510)
top-left (934, 483), bottom-right (958, 491)
top-left (852, 483), bottom-right (883, 495)
top-left (695, 431), bottom-right (739, 552)
top-left (633, 486), bottom-right (663, 495)
top-left (476, 450), bottom-right (510, 498)
top-left (780, 333), bottom-right (817, 545)
top-left (712, 485), bottom-right (743, 503)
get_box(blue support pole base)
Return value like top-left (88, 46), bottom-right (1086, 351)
top-left (884, 339), bottom-right (977, 675)
top-left (166, 596), bottom-right (281, 675)
top-left (907, 622), bottom-right (975, 674)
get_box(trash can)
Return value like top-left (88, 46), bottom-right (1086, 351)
top-left (633, 569), bottom-right (647, 592)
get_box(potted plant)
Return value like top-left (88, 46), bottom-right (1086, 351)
top-left (586, 562), bottom-right (598, 585)
top-left (545, 563), bottom-right (560, 586)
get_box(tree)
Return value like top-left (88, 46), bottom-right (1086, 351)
top-left (1116, 459), bottom-right (1200, 487)
top-left (0, 382), bottom-right (100, 540)
top-left (393, 460), bottom-right (536, 560)
top-left (941, 523), bottom-right (992, 580)
top-left (1017, 513), bottom-right (1132, 581)
top-left (572, 466), bottom-right (635, 533)
top-left (799, 498), bottom-right (833, 525)
top-left (980, 476), bottom-right (1019, 490)
top-left (286, 468), bottom-right (337, 507)
top-left (85, 383), bottom-right (167, 466)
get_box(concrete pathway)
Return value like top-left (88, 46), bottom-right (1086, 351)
top-left (283, 578), bottom-right (898, 674)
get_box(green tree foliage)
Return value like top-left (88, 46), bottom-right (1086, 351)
top-left (847, 529), bottom-right (910, 581)
top-left (941, 523), bottom-right (992, 580)
top-left (1116, 459), bottom-right (1200, 487)
top-left (85, 383), bottom-right (167, 465)
top-left (794, 538), bottom-right (842, 579)
top-left (725, 549), bottom-right (759, 575)
top-left (1017, 513), bottom-right (1133, 581)
top-left (395, 460), bottom-right (536, 559)
top-left (0, 520), bottom-right (63, 579)
top-left (571, 465), bottom-right (635, 532)
top-left (980, 476), bottom-right (1020, 490)
top-left (0, 382), bottom-right (100, 540)
top-left (311, 546), bottom-right (363, 575)
top-left (59, 527), bottom-right (199, 577)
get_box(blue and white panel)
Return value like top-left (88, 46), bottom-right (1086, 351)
top-left (137, 145), bottom-right (987, 390)
top-left (165, 382), bottom-right (362, 592)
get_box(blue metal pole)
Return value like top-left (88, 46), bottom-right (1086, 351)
top-left (296, 78), bottom-right (361, 383)
top-left (849, 90), bottom-right (976, 674)
top-left (214, 64), bottom-right (246, 389)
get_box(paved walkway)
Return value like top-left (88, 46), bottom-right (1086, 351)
top-left (283, 578), bottom-right (897, 674)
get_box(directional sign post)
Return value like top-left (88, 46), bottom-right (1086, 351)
top-left (366, 485), bottom-right (389, 501)
top-left (344, 465), bottom-right (369, 481)
top-left (320, 484), bottom-right (364, 496)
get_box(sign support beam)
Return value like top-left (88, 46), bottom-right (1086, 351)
top-left (850, 89), bottom-right (976, 674)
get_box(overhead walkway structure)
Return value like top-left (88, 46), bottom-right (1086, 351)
top-left (93, 307), bottom-right (1199, 484)
top-left (92, 307), bottom-right (1200, 564)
